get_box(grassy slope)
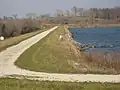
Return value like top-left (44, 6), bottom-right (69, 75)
top-left (15, 26), bottom-right (120, 74)
top-left (0, 78), bottom-right (120, 90)
top-left (0, 29), bottom-right (46, 52)
top-left (15, 26), bottom-right (80, 73)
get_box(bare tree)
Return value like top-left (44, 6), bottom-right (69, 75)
top-left (71, 6), bottom-right (78, 16)
top-left (55, 9), bottom-right (64, 17)
top-left (26, 13), bottom-right (36, 19)
top-left (12, 14), bottom-right (18, 19)
top-left (78, 8), bottom-right (84, 16)
top-left (66, 10), bottom-right (70, 17)
top-left (90, 8), bottom-right (99, 18)
top-left (3, 16), bottom-right (8, 20)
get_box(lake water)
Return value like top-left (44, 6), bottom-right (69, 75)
top-left (70, 27), bottom-right (120, 52)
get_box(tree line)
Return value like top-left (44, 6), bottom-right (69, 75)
top-left (0, 19), bottom-right (41, 38)
top-left (55, 6), bottom-right (120, 20)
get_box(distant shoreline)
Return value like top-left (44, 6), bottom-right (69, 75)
top-left (68, 24), bottom-right (120, 28)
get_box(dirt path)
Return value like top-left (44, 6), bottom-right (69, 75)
top-left (0, 26), bottom-right (120, 83)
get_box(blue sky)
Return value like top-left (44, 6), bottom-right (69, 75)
top-left (0, 0), bottom-right (120, 17)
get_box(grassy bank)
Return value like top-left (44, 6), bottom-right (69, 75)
top-left (15, 26), bottom-right (120, 74)
top-left (15, 26), bottom-right (81, 73)
top-left (0, 78), bottom-right (120, 90)
top-left (0, 29), bottom-right (46, 52)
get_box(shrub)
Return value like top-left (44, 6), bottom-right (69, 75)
top-left (0, 19), bottom-right (41, 38)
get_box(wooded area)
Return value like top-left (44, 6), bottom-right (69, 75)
top-left (55, 7), bottom-right (120, 20)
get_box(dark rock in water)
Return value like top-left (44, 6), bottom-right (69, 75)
top-left (91, 45), bottom-right (96, 48)
top-left (116, 40), bottom-right (119, 43)
top-left (80, 44), bottom-right (97, 51)
top-left (110, 45), bottom-right (114, 48)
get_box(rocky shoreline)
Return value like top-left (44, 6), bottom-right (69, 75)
top-left (63, 26), bottom-right (83, 55)
top-left (64, 26), bottom-right (95, 52)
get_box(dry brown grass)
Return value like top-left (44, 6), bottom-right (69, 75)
top-left (82, 52), bottom-right (120, 74)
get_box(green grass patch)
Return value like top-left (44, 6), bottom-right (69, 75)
top-left (0, 30), bottom-right (46, 52)
top-left (15, 27), bottom-right (79, 73)
top-left (0, 78), bottom-right (120, 90)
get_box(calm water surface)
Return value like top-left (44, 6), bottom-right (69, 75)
top-left (70, 27), bottom-right (120, 52)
